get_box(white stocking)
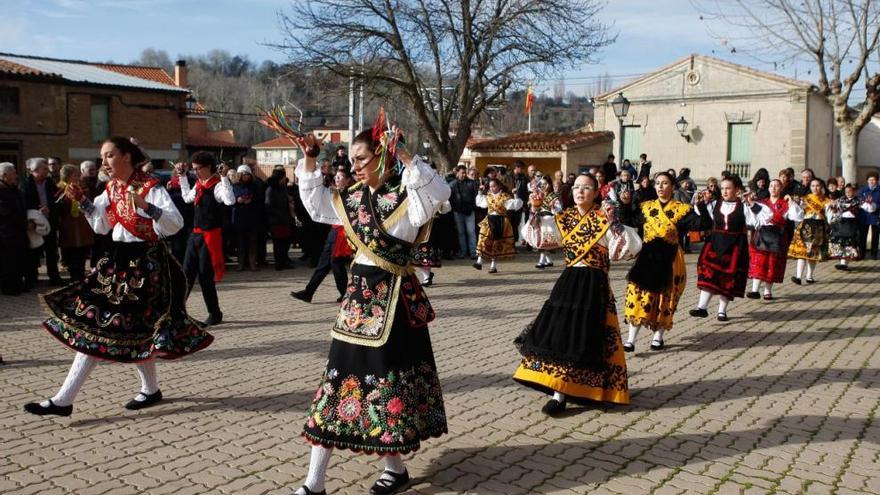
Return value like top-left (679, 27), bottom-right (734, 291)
top-left (697, 290), bottom-right (712, 310)
top-left (376, 454), bottom-right (407, 484)
top-left (49, 352), bottom-right (98, 407)
top-left (626, 323), bottom-right (641, 344)
top-left (751, 279), bottom-right (761, 292)
top-left (764, 282), bottom-right (773, 295)
top-left (544, 252), bottom-right (552, 265)
top-left (490, 259), bottom-right (497, 270)
top-left (718, 295), bottom-right (730, 315)
top-left (552, 391), bottom-right (566, 402)
top-left (297, 445), bottom-right (332, 494)
top-left (840, 258), bottom-right (849, 266)
top-left (476, 255), bottom-right (483, 265)
top-left (414, 267), bottom-right (430, 284)
top-left (135, 360), bottom-right (159, 396)
top-left (796, 259), bottom-right (806, 279)
top-left (806, 261), bottom-right (817, 279)
top-left (652, 329), bottom-right (665, 343)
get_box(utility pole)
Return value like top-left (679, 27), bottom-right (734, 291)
top-left (348, 69), bottom-right (355, 147)
top-left (357, 66), bottom-right (364, 135)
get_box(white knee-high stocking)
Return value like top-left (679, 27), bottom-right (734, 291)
top-left (626, 323), bottom-right (641, 344)
top-left (718, 295), bottom-right (730, 315)
top-left (49, 352), bottom-right (98, 407)
top-left (764, 282), bottom-right (773, 295)
top-left (751, 279), bottom-right (761, 292)
top-left (135, 360), bottom-right (159, 396)
top-left (806, 261), bottom-right (817, 280)
top-left (297, 445), bottom-right (333, 494)
top-left (697, 290), bottom-right (712, 310)
top-left (796, 259), bottom-right (806, 279)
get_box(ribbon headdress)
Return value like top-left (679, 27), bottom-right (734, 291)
top-left (371, 107), bottom-right (403, 177)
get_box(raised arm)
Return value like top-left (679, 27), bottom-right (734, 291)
top-left (399, 154), bottom-right (451, 228)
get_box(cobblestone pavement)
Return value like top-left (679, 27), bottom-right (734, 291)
top-left (1, 251), bottom-right (879, 495)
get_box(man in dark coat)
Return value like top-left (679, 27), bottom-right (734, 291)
top-left (21, 157), bottom-right (62, 286)
top-left (0, 163), bottom-right (28, 295)
top-left (511, 160), bottom-right (530, 242)
top-left (602, 154), bottom-right (618, 183)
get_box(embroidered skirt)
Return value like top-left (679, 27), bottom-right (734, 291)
top-left (748, 242), bottom-right (788, 283)
top-left (696, 232), bottom-right (750, 300)
top-left (513, 266), bottom-right (629, 405)
top-left (788, 219), bottom-right (828, 261)
top-left (303, 266), bottom-right (448, 454)
top-left (477, 214), bottom-right (516, 259)
top-left (41, 241), bottom-right (213, 362)
top-left (412, 241), bottom-right (442, 268)
top-left (829, 218), bottom-right (861, 260)
top-left (624, 245), bottom-right (687, 331)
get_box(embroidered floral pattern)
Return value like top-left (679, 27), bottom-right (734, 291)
top-left (303, 361), bottom-right (448, 454)
top-left (556, 208), bottom-right (609, 269)
top-left (339, 178), bottom-right (414, 268)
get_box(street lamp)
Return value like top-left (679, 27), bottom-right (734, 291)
top-left (611, 92), bottom-right (630, 166)
top-left (676, 116), bottom-right (691, 142)
top-left (185, 93), bottom-right (196, 113)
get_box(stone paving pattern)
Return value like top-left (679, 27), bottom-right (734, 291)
top-left (1, 251), bottom-right (878, 494)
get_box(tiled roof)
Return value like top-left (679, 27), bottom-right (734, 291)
top-left (253, 136), bottom-right (299, 149)
top-left (185, 136), bottom-right (250, 150)
top-left (469, 131), bottom-right (614, 152)
top-left (94, 64), bottom-right (176, 86)
top-left (0, 53), bottom-right (186, 93)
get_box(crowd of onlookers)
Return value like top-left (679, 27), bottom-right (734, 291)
top-left (2, 147), bottom-right (878, 297)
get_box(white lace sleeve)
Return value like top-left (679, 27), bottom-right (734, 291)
top-left (401, 156), bottom-right (451, 228)
top-left (295, 160), bottom-right (341, 225)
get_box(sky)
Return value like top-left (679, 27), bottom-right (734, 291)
top-left (2, 0), bottom-right (822, 98)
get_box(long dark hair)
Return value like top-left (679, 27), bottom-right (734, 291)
top-left (105, 136), bottom-right (148, 166)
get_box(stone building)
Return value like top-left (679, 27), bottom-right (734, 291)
top-left (593, 54), bottom-right (842, 181)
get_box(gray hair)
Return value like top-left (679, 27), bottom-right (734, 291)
top-left (0, 162), bottom-right (15, 178)
top-left (80, 160), bottom-right (96, 174)
top-left (26, 157), bottom-right (48, 172)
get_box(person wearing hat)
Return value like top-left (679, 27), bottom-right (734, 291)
top-left (233, 164), bottom-right (260, 271)
top-left (179, 152), bottom-right (235, 326)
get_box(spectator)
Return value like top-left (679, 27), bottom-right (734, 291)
top-left (21, 157), bottom-right (62, 287)
top-left (601, 154), bottom-right (617, 182)
top-left (166, 161), bottom-right (197, 264)
top-left (233, 165), bottom-right (261, 271)
top-left (594, 169), bottom-right (612, 199)
top-left (265, 168), bottom-right (294, 270)
top-left (56, 164), bottom-right (94, 281)
top-left (331, 146), bottom-right (351, 172)
top-left (0, 162), bottom-right (28, 295)
top-left (673, 178), bottom-right (696, 253)
top-left (449, 164), bottom-right (479, 259)
top-left (511, 161), bottom-right (530, 242)
top-left (527, 164), bottom-right (537, 180)
top-left (780, 168), bottom-right (798, 197)
top-left (609, 168), bottom-right (634, 203)
top-left (554, 170), bottom-right (573, 208)
top-left (47, 157), bottom-right (62, 183)
top-left (620, 159), bottom-right (637, 178)
top-left (633, 174), bottom-right (658, 209)
top-left (678, 167), bottom-right (696, 192)
top-left (795, 168), bottom-right (815, 196)
top-left (826, 177), bottom-right (841, 200)
top-left (636, 153), bottom-right (652, 180)
top-left (749, 168), bottom-right (770, 200)
top-left (705, 177), bottom-right (721, 202)
top-left (858, 170), bottom-right (880, 259)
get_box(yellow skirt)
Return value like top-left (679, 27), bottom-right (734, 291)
top-left (513, 303), bottom-right (629, 405)
top-left (477, 215), bottom-right (516, 259)
top-left (624, 248), bottom-right (686, 331)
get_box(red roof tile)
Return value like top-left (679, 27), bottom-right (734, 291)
top-left (94, 64), bottom-right (177, 86)
top-left (469, 131), bottom-right (614, 152)
top-left (0, 59), bottom-right (53, 77)
top-left (253, 136), bottom-right (299, 148)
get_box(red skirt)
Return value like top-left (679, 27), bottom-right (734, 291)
top-left (697, 233), bottom-right (749, 300)
top-left (747, 243), bottom-right (787, 283)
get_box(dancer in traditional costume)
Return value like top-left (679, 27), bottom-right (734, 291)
top-left (529, 175), bottom-right (563, 269)
top-left (291, 121), bottom-right (450, 495)
top-left (514, 174), bottom-right (641, 416)
top-left (24, 137), bottom-right (213, 417)
top-left (746, 180), bottom-right (804, 300)
top-left (623, 172), bottom-right (703, 352)
top-left (689, 177), bottom-right (773, 321)
top-left (474, 179), bottom-right (523, 273)
top-left (412, 200), bottom-right (451, 287)
top-left (788, 179), bottom-right (832, 284)
top-left (829, 184), bottom-right (875, 270)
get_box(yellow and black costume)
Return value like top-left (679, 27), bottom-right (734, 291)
top-left (514, 207), bottom-right (641, 405)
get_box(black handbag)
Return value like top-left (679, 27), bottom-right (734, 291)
top-left (755, 225), bottom-right (783, 252)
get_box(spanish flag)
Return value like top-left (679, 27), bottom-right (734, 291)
top-left (524, 84), bottom-right (535, 115)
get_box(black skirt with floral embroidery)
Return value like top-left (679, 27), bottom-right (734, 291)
top-left (302, 265), bottom-right (448, 454)
top-left (41, 241), bottom-right (213, 362)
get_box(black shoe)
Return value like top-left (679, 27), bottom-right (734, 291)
top-left (488, 267), bottom-right (498, 274)
top-left (838, 264), bottom-right (849, 271)
top-left (746, 291), bottom-right (760, 299)
top-left (541, 398), bottom-right (566, 416)
top-left (472, 262), bottom-right (482, 270)
top-left (650, 339), bottom-right (664, 350)
top-left (336, 295), bottom-right (344, 303)
top-left (790, 276), bottom-right (802, 285)
top-left (544, 262), bottom-right (553, 267)
top-left (717, 312), bottom-right (729, 322)
top-left (370, 469), bottom-right (410, 495)
top-left (24, 399), bottom-right (72, 417)
top-left (763, 294), bottom-right (774, 301)
top-left (689, 308), bottom-right (709, 318)
top-left (805, 278), bottom-right (815, 284)
top-left (290, 290), bottom-right (313, 303)
top-left (296, 486), bottom-right (326, 495)
top-left (535, 263), bottom-right (545, 269)
top-left (204, 313), bottom-right (223, 326)
top-left (623, 342), bottom-right (635, 353)
top-left (125, 390), bottom-right (163, 410)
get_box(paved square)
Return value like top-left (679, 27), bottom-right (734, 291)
top-left (1, 253), bottom-right (878, 494)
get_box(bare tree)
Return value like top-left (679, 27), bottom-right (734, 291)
top-left (274, 0), bottom-right (613, 170)
top-left (693, 0), bottom-right (880, 183)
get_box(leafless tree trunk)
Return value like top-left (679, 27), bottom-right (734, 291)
top-left (693, 0), bottom-right (880, 184)
top-left (274, 0), bottom-right (613, 171)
